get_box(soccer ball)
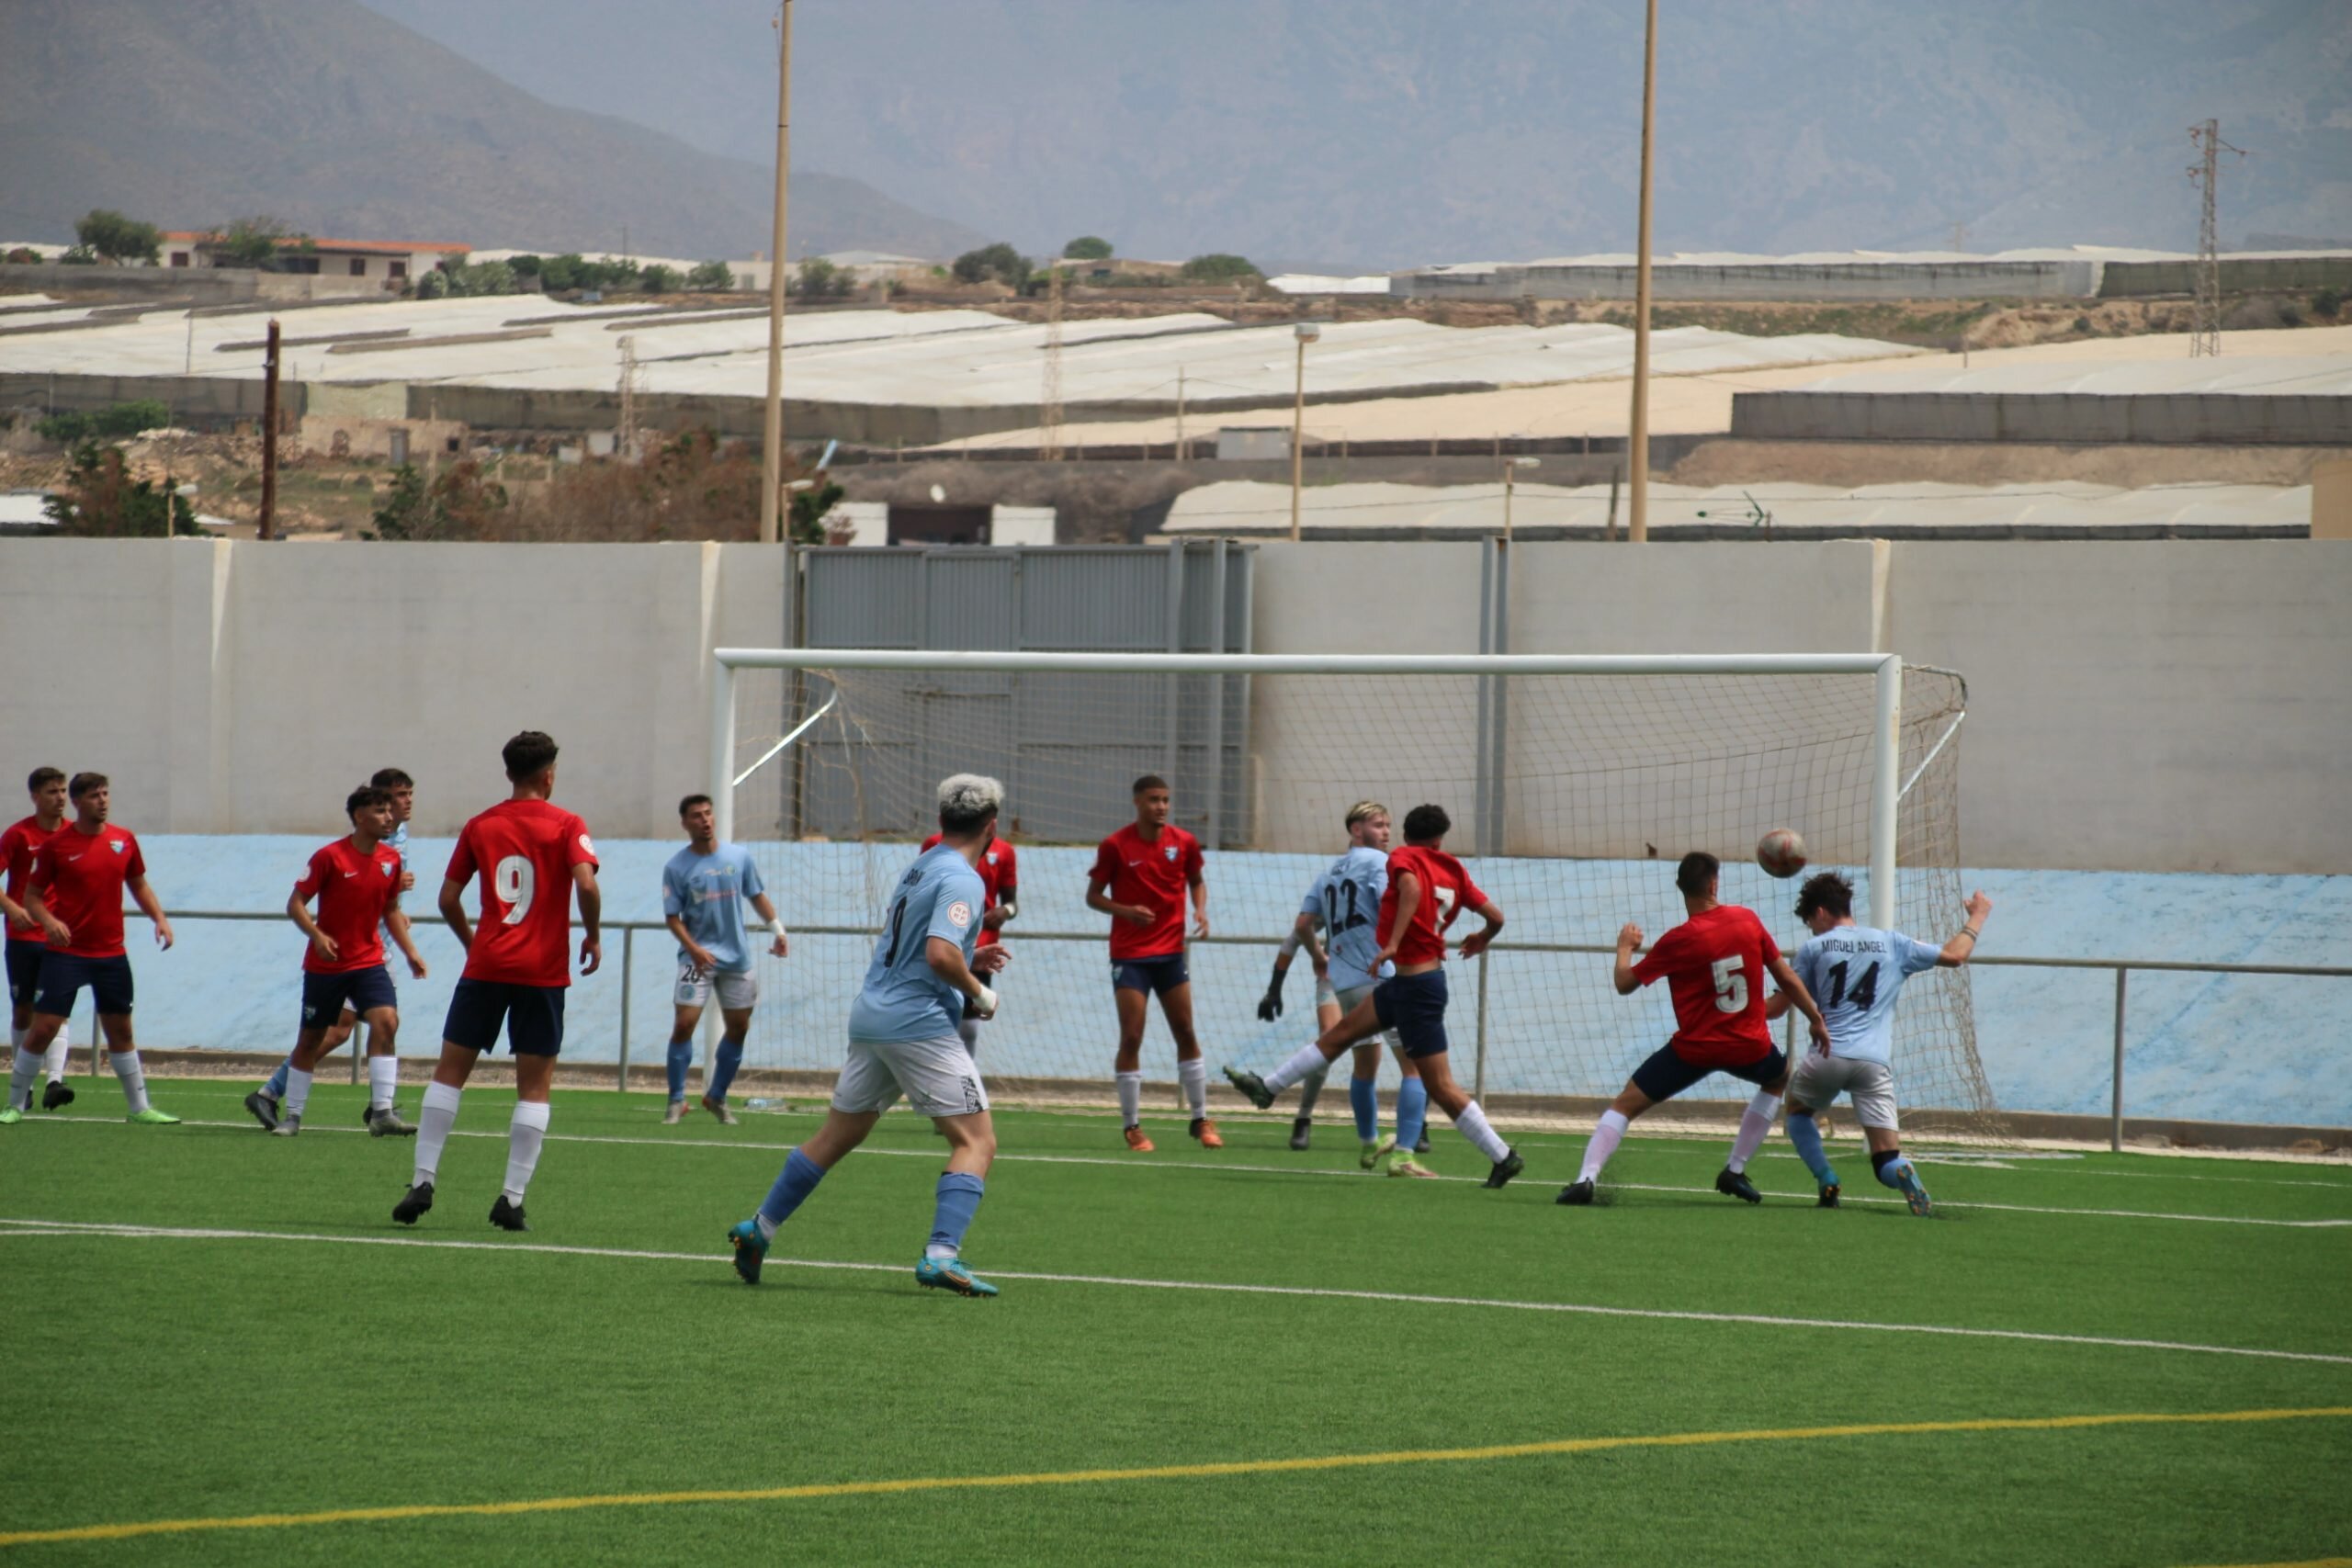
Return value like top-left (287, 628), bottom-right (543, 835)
top-left (1756, 828), bottom-right (1807, 879)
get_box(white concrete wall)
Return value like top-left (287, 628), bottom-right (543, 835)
top-left (2, 537), bottom-right (2344, 872)
top-left (0, 540), bottom-right (787, 840)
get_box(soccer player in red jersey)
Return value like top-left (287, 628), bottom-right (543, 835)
top-left (1559, 850), bottom-right (1829, 1207)
top-left (1086, 774), bottom-right (1217, 1151)
top-left (393, 732), bottom-right (602, 1232)
top-left (1227, 804), bottom-right (1526, 1187)
top-left (2, 767), bottom-right (75, 1111)
top-left (4, 773), bottom-right (178, 1126)
top-left (920, 822), bottom-right (1016, 1052)
top-left (254, 785), bottom-right (429, 1137)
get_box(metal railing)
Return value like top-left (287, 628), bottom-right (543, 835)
top-left (93, 912), bottom-right (2352, 1150)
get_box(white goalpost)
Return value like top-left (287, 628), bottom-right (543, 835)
top-left (707, 648), bottom-right (1995, 1135)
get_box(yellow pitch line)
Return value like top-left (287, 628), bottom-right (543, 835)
top-left (4, 1405), bottom-right (2347, 1549)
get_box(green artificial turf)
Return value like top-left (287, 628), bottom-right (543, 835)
top-left (2, 1077), bottom-right (2347, 1566)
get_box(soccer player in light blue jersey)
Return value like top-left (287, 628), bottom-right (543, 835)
top-left (1256, 802), bottom-right (1431, 1167)
top-left (728, 774), bottom-right (1012, 1297)
top-left (249, 767), bottom-right (420, 1135)
top-left (660, 793), bottom-right (790, 1125)
top-left (1768, 872), bottom-right (1991, 1215)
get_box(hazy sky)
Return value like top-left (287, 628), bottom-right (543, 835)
top-left (358, 0), bottom-right (2352, 266)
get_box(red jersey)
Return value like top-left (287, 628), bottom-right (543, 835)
top-left (1090, 822), bottom-right (1203, 961)
top-left (1375, 843), bottom-right (1488, 967)
top-left (446, 799), bottom-right (599, 987)
top-left (921, 832), bottom-right (1017, 946)
top-left (1632, 903), bottom-right (1781, 1066)
top-left (2, 814), bottom-right (62, 944)
top-left (28, 824), bottom-right (143, 959)
top-left (295, 836), bottom-right (404, 975)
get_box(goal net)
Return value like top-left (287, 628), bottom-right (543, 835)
top-left (715, 652), bottom-right (1997, 1140)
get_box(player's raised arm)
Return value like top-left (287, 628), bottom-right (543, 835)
top-left (1938, 891), bottom-right (1992, 966)
top-left (572, 862), bottom-right (602, 976)
top-left (1611, 922), bottom-right (1645, 994)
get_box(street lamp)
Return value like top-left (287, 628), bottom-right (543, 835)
top-left (1289, 321), bottom-right (1321, 542)
top-left (1502, 456), bottom-right (1540, 541)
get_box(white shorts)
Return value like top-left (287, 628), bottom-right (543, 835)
top-left (1314, 976), bottom-right (1339, 1010)
top-left (675, 963), bottom-right (758, 1010)
top-left (832, 1032), bottom-right (990, 1120)
top-left (1334, 985), bottom-right (1406, 1055)
top-left (1788, 1054), bottom-right (1899, 1131)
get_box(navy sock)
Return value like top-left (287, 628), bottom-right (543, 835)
top-left (665, 1040), bottom-right (692, 1102)
top-left (1348, 1076), bottom-right (1379, 1142)
top-left (709, 1037), bottom-right (744, 1102)
top-left (927, 1171), bottom-right (986, 1258)
top-left (1787, 1111), bottom-right (1838, 1186)
top-left (1396, 1077), bottom-right (1429, 1156)
top-left (757, 1147), bottom-right (827, 1235)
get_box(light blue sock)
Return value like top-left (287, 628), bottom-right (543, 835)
top-left (263, 1059), bottom-right (290, 1099)
top-left (709, 1037), bottom-right (744, 1103)
top-left (757, 1147), bottom-right (827, 1236)
top-left (665, 1039), bottom-right (692, 1102)
top-left (1348, 1076), bottom-right (1379, 1142)
top-left (927, 1171), bottom-right (986, 1258)
top-left (1786, 1111), bottom-right (1837, 1187)
top-left (1872, 1151), bottom-right (1914, 1191)
top-left (1396, 1077), bottom-right (1429, 1156)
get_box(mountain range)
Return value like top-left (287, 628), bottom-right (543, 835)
top-left (0, 0), bottom-right (988, 260)
top-left (361, 0), bottom-right (2352, 269)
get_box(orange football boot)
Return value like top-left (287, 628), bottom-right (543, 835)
top-left (1190, 1118), bottom-right (1224, 1148)
top-left (1124, 1123), bottom-right (1156, 1152)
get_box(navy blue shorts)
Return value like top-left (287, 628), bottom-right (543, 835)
top-left (1373, 969), bottom-right (1451, 1059)
top-left (34, 952), bottom-right (134, 1018)
top-left (6, 942), bottom-right (44, 1008)
top-left (1630, 1042), bottom-right (1789, 1103)
top-left (442, 977), bottom-right (567, 1057)
top-left (1112, 953), bottom-right (1189, 996)
top-left (301, 965), bottom-right (397, 1032)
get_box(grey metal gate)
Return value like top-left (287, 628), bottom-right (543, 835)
top-left (787, 542), bottom-right (1255, 846)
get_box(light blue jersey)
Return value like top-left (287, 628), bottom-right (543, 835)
top-left (1793, 924), bottom-right (1943, 1066)
top-left (662, 842), bottom-right (768, 974)
top-left (1304, 845), bottom-right (1394, 992)
top-left (847, 843), bottom-right (986, 1043)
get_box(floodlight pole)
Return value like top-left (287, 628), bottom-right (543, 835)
top-left (758, 0), bottom-right (795, 545)
top-left (1626, 0), bottom-right (1657, 543)
top-left (1288, 322), bottom-right (1319, 541)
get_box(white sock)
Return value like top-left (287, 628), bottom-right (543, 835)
top-left (1261, 1041), bottom-right (1330, 1096)
top-left (7, 1046), bottom-right (37, 1111)
top-left (44, 1021), bottom-right (68, 1083)
top-left (1178, 1057), bottom-right (1208, 1121)
top-left (415, 1079), bottom-right (463, 1186)
top-left (503, 1100), bottom-right (551, 1204)
top-left (1726, 1090), bottom-right (1781, 1174)
top-left (1579, 1108), bottom-right (1630, 1183)
top-left (112, 1049), bottom-right (150, 1114)
top-left (284, 1066), bottom-right (313, 1119)
top-left (1453, 1100), bottom-right (1511, 1163)
top-left (368, 1055), bottom-right (399, 1111)
top-left (1116, 1070), bottom-right (1143, 1127)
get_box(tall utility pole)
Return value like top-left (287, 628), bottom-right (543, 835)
top-left (1289, 321), bottom-right (1320, 541)
top-left (758, 0), bottom-right (795, 543)
top-left (1626, 0), bottom-right (1659, 542)
top-left (1039, 261), bottom-right (1066, 460)
top-left (617, 335), bottom-right (639, 460)
top-left (2188, 118), bottom-right (2245, 358)
top-left (258, 318), bottom-right (279, 541)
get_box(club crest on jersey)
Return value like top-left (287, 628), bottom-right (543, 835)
top-left (109, 840), bottom-right (126, 855)
top-left (985, 850), bottom-right (999, 865)
top-left (381, 862), bottom-right (394, 876)
top-left (1162, 843), bottom-right (1177, 862)
top-left (946, 900), bottom-right (973, 928)
top-left (578, 833), bottom-right (595, 855)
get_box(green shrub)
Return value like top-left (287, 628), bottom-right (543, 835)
top-left (639, 264), bottom-right (679, 294)
top-left (34, 400), bottom-right (171, 446)
top-left (1181, 253), bottom-right (1261, 282)
top-left (685, 260), bottom-right (735, 291)
top-left (1062, 235), bottom-right (1114, 260)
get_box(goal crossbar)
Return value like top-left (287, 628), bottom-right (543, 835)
top-left (708, 648), bottom-right (1905, 929)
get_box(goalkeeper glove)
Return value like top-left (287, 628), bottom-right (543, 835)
top-left (1257, 962), bottom-right (1286, 1021)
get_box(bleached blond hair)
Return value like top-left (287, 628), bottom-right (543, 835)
top-left (936, 773), bottom-right (1006, 832)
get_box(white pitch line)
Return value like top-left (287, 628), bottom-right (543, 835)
top-left (4, 1215), bottom-right (2347, 1370)
top-left (14, 1114), bottom-right (2349, 1228)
